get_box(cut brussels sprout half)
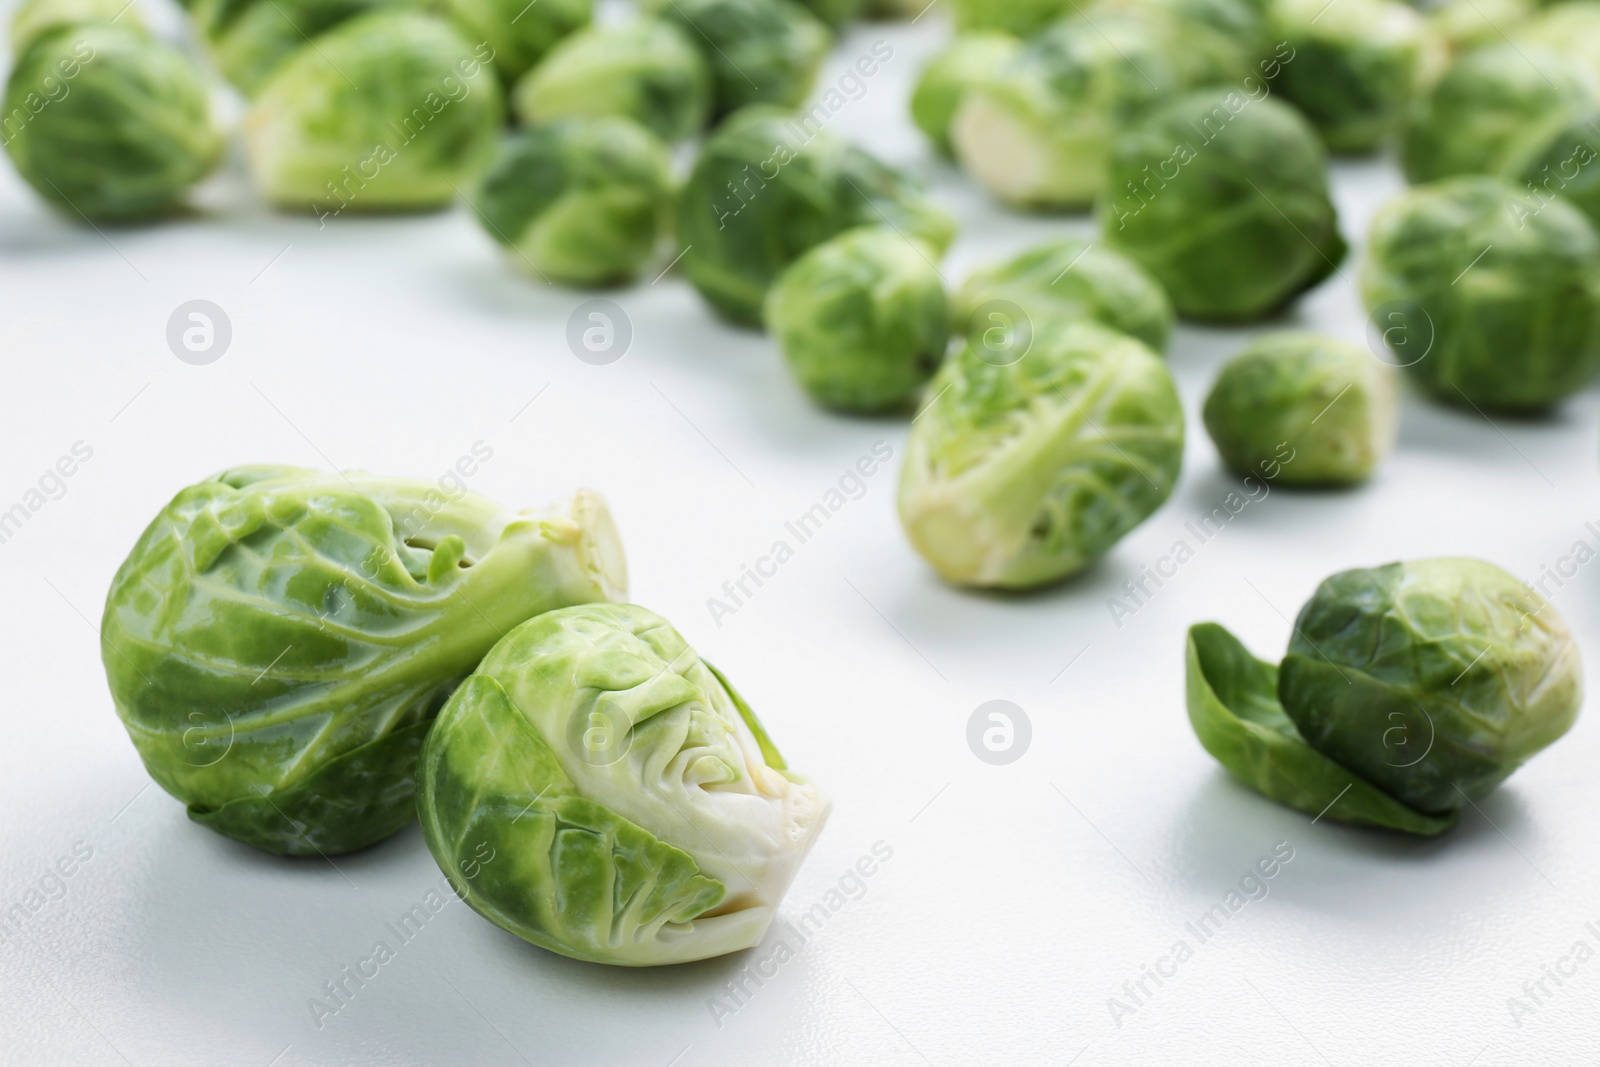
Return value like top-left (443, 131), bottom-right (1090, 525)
top-left (910, 32), bottom-right (1020, 157)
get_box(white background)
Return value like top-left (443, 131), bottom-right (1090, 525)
top-left (2, 3), bottom-right (1598, 1064)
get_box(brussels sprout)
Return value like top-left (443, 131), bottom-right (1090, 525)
top-left (416, 603), bottom-right (829, 966)
top-left (1202, 332), bottom-right (1398, 485)
top-left (101, 467), bottom-right (627, 856)
top-left (898, 320), bottom-right (1184, 589)
top-left (1426, 0), bottom-right (1531, 64)
top-left (1514, 1), bottom-right (1600, 86)
top-left (909, 32), bottom-right (1020, 157)
top-left (793, 0), bottom-right (864, 25)
top-left (192, 0), bottom-right (414, 96)
top-left (648, 0), bottom-right (831, 118)
top-left (766, 227), bottom-right (950, 411)
top-left (1401, 44), bottom-right (1596, 185)
top-left (1099, 0), bottom-right (1269, 84)
top-left (953, 237), bottom-right (1174, 353)
top-left (1271, 0), bottom-right (1427, 154)
top-left (9, 0), bottom-right (139, 57)
top-left (1098, 90), bottom-right (1346, 321)
top-left (437, 0), bottom-right (591, 83)
top-left (1503, 110), bottom-right (1600, 231)
top-left (510, 19), bottom-right (711, 141)
top-left (2, 24), bottom-right (221, 221)
top-left (1362, 175), bottom-right (1600, 411)
top-left (474, 117), bottom-right (672, 286)
top-left (951, 0), bottom-right (1070, 36)
top-left (243, 11), bottom-right (503, 213)
top-left (675, 106), bottom-right (955, 326)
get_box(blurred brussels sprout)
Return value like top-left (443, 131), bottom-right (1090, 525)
top-left (9, 0), bottom-right (139, 57)
top-left (1514, 1), bottom-right (1600, 86)
top-left (417, 603), bottom-right (829, 966)
top-left (898, 320), bottom-right (1183, 589)
top-left (909, 31), bottom-right (1020, 156)
top-left (1401, 44), bottom-right (1596, 184)
top-left (102, 467), bottom-right (627, 856)
top-left (1099, 0), bottom-right (1269, 84)
top-left (1271, 0), bottom-right (1427, 154)
top-left (794, 0), bottom-right (864, 24)
top-left (3, 24), bottom-right (221, 221)
top-left (675, 106), bottom-right (955, 326)
top-left (1425, 0), bottom-right (1531, 65)
top-left (1098, 90), bottom-right (1346, 321)
top-left (437, 0), bottom-right (591, 83)
top-left (766, 227), bottom-right (950, 411)
top-left (192, 0), bottom-right (414, 96)
top-left (475, 117), bottom-right (672, 286)
top-left (953, 237), bottom-right (1174, 353)
top-left (1362, 175), bottom-right (1600, 411)
top-left (244, 11), bottom-right (503, 213)
top-left (510, 19), bottom-right (711, 141)
top-left (1503, 110), bottom-right (1600, 231)
top-left (1203, 332), bottom-right (1398, 485)
top-left (648, 0), bottom-right (831, 117)
top-left (951, 0), bottom-right (1070, 35)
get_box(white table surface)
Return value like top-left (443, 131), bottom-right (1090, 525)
top-left (3, 4), bottom-right (1599, 1065)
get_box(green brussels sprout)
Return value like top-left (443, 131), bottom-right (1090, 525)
top-left (898, 319), bottom-right (1184, 589)
top-left (952, 237), bottom-right (1174, 353)
top-left (243, 11), bottom-right (504, 214)
top-left (437, 0), bottom-right (591, 83)
top-left (1514, 1), bottom-right (1600, 87)
top-left (1362, 175), bottom-right (1600, 411)
top-left (766, 226), bottom-right (951, 411)
top-left (1401, 44), bottom-right (1597, 185)
top-left (1099, 0), bottom-right (1269, 84)
top-left (510, 19), bottom-right (711, 141)
top-left (675, 106), bottom-right (955, 326)
top-left (1502, 110), bottom-right (1600, 231)
top-left (474, 117), bottom-right (672, 286)
top-left (1271, 0), bottom-right (1428, 154)
top-left (416, 603), bottom-right (829, 966)
top-left (793, 0), bottom-right (864, 25)
top-left (9, 0), bottom-right (140, 57)
top-left (1202, 332), bottom-right (1398, 485)
top-left (1099, 90), bottom-right (1346, 322)
top-left (101, 467), bottom-right (628, 856)
top-left (909, 32), bottom-right (1020, 156)
top-left (648, 0), bottom-right (831, 118)
top-left (191, 0), bottom-right (415, 96)
top-left (1425, 0), bottom-right (1531, 65)
top-left (2, 24), bottom-right (221, 221)
top-left (951, 0), bottom-right (1071, 35)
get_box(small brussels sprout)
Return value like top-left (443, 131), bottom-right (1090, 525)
top-left (416, 603), bottom-right (829, 966)
top-left (1098, 90), bottom-right (1346, 322)
top-left (9, 0), bottom-right (139, 57)
top-left (1503, 111), bottom-right (1600, 231)
top-left (951, 0), bottom-right (1070, 36)
top-left (1362, 175), bottom-right (1600, 411)
top-left (648, 0), bottom-right (831, 118)
top-left (437, 0), bottom-right (591, 83)
top-left (1271, 0), bottom-right (1427, 154)
top-left (192, 0), bottom-right (414, 96)
top-left (953, 237), bottom-right (1174, 353)
top-left (675, 106), bottom-right (955, 326)
top-left (1202, 332), bottom-right (1398, 485)
top-left (510, 19), bottom-right (711, 141)
top-left (244, 11), bottom-right (504, 213)
top-left (3, 24), bottom-right (221, 221)
top-left (474, 117), bottom-right (672, 287)
top-left (766, 227), bottom-right (951, 411)
top-left (909, 32), bottom-right (1020, 157)
top-left (102, 467), bottom-right (627, 856)
top-left (1514, 1), bottom-right (1600, 86)
top-left (898, 320), bottom-right (1184, 589)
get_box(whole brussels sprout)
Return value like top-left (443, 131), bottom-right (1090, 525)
top-left (1503, 111), bottom-right (1600, 231)
top-left (1098, 0), bottom-right (1269, 85)
top-left (675, 106), bottom-right (955, 326)
top-left (648, 0), bottom-right (831, 118)
top-left (953, 237), bottom-right (1174, 353)
top-left (416, 603), bottom-right (829, 966)
top-left (766, 227), bottom-right (951, 411)
top-left (2, 24), bottom-right (221, 221)
top-left (437, 0), bottom-right (591, 83)
top-left (510, 19), bottom-right (711, 141)
top-left (8, 0), bottom-right (140, 57)
top-left (1362, 175), bottom-right (1600, 411)
top-left (1098, 90), bottom-right (1346, 322)
top-left (909, 32), bottom-right (1020, 157)
top-left (1202, 332), bottom-right (1398, 485)
top-left (101, 467), bottom-right (627, 856)
top-left (1271, 0), bottom-right (1428, 154)
top-left (244, 11), bottom-right (503, 213)
top-left (474, 117), bottom-right (673, 287)
top-left (898, 319), bottom-right (1184, 589)
top-left (951, 0), bottom-right (1071, 36)
top-left (192, 0), bottom-right (415, 96)
top-left (1514, 1), bottom-right (1600, 86)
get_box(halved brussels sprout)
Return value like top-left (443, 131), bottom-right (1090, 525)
top-left (3, 24), bottom-right (221, 221)
top-left (766, 226), bottom-right (950, 411)
top-left (953, 237), bottom-right (1174, 353)
top-left (898, 319), bottom-right (1184, 589)
top-left (1099, 90), bottom-right (1346, 321)
top-left (952, 0), bottom-right (1070, 35)
top-left (1202, 332), bottom-right (1398, 485)
top-left (510, 19), bottom-right (711, 141)
top-left (243, 11), bottom-right (504, 213)
top-left (437, 0), bottom-right (591, 83)
top-left (101, 467), bottom-right (627, 856)
top-left (909, 32), bottom-right (1020, 157)
top-left (1362, 175), bottom-right (1600, 411)
top-left (648, 0), bottom-right (831, 118)
top-left (8, 0), bottom-right (140, 57)
top-left (416, 603), bottom-right (829, 966)
top-left (675, 106), bottom-right (955, 326)
top-left (192, 0), bottom-right (414, 96)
